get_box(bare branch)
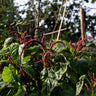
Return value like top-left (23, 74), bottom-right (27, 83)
top-left (34, 28), bottom-right (67, 37)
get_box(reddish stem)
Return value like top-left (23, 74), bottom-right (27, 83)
top-left (41, 37), bottom-right (47, 44)
top-left (50, 41), bottom-right (65, 51)
top-left (85, 83), bottom-right (90, 96)
top-left (31, 27), bottom-right (43, 39)
top-left (43, 51), bottom-right (56, 67)
top-left (77, 37), bottom-right (93, 48)
top-left (26, 25), bottom-right (29, 35)
top-left (19, 40), bottom-right (45, 59)
top-left (8, 31), bottom-right (21, 38)
top-left (70, 41), bottom-right (76, 52)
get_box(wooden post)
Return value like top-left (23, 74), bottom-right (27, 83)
top-left (57, 0), bottom-right (68, 41)
top-left (80, 8), bottom-right (85, 40)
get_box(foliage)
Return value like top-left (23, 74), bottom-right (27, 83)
top-left (0, 0), bottom-right (96, 96)
top-left (0, 25), bottom-right (96, 96)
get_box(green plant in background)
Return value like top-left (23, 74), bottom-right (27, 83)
top-left (0, 0), bottom-right (22, 49)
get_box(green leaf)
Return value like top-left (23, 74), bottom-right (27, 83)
top-left (9, 64), bottom-right (18, 75)
top-left (13, 85), bottom-right (26, 96)
top-left (7, 88), bottom-right (16, 96)
top-left (41, 78), bottom-right (58, 96)
top-left (41, 68), bottom-right (48, 80)
top-left (23, 56), bottom-right (31, 63)
top-left (10, 43), bottom-right (19, 60)
top-left (0, 74), bottom-right (2, 81)
top-left (4, 37), bottom-right (13, 48)
top-left (66, 66), bottom-right (78, 85)
top-left (2, 67), bottom-right (14, 83)
top-left (19, 44), bottom-right (24, 63)
top-left (63, 40), bottom-right (71, 49)
top-left (0, 87), bottom-right (10, 96)
top-left (0, 47), bottom-right (9, 55)
top-left (28, 93), bottom-right (38, 96)
top-left (52, 42), bottom-right (64, 52)
top-left (0, 60), bottom-right (7, 65)
top-left (86, 43), bottom-right (96, 47)
top-left (22, 64), bottom-right (36, 77)
top-left (41, 68), bottom-right (58, 96)
top-left (0, 43), bottom-right (19, 56)
top-left (71, 59), bottom-right (89, 75)
top-left (41, 62), bottom-right (68, 96)
top-left (0, 81), bottom-right (8, 90)
top-left (56, 63), bottom-right (67, 80)
top-left (24, 46), bottom-right (39, 56)
top-left (51, 83), bottom-right (75, 96)
top-left (76, 75), bottom-right (86, 96)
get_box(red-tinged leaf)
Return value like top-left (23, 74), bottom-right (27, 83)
top-left (85, 83), bottom-right (89, 92)
top-left (70, 41), bottom-right (75, 52)
top-left (71, 43), bottom-right (76, 46)
top-left (88, 73), bottom-right (96, 87)
top-left (88, 73), bottom-right (93, 80)
top-left (76, 44), bottom-right (85, 51)
top-left (93, 73), bottom-right (95, 80)
top-left (21, 32), bottom-right (25, 39)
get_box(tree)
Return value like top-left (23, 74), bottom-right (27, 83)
top-left (0, 0), bottom-right (21, 49)
top-left (1, 0), bottom-right (96, 43)
top-left (22, 0), bottom-right (96, 42)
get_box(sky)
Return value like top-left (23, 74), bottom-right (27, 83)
top-left (14, 0), bottom-right (96, 16)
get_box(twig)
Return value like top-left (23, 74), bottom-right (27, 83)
top-left (43, 28), bottom-right (67, 36)
top-left (34, 28), bottom-right (67, 37)
top-left (57, 0), bottom-right (68, 41)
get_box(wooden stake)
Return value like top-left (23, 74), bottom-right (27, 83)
top-left (80, 8), bottom-right (85, 40)
top-left (57, 0), bottom-right (68, 41)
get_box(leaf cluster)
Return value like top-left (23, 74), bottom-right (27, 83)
top-left (0, 25), bottom-right (96, 96)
